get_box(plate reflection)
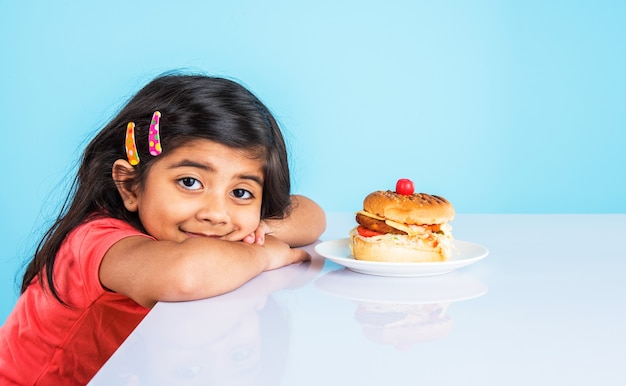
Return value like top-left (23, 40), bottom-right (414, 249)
top-left (314, 269), bottom-right (487, 349)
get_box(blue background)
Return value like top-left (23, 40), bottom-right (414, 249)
top-left (1, 0), bottom-right (624, 323)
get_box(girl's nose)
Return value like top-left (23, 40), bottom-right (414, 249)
top-left (196, 196), bottom-right (230, 224)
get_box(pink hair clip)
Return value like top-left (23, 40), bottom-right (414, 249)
top-left (148, 111), bottom-right (162, 156)
top-left (125, 122), bottom-right (140, 166)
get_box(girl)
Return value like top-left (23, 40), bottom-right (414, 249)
top-left (0, 73), bottom-right (326, 384)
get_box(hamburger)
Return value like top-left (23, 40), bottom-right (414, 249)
top-left (350, 179), bottom-right (455, 262)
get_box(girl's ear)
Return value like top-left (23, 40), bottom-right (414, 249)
top-left (112, 159), bottom-right (139, 212)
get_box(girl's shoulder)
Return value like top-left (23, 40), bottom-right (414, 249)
top-left (82, 213), bottom-right (138, 230)
top-left (69, 214), bottom-right (153, 250)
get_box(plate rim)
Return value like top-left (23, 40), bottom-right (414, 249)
top-left (314, 238), bottom-right (488, 277)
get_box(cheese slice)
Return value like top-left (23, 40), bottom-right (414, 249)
top-left (355, 210), bottom-right (384, 221)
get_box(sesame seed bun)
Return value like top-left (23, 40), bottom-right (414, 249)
top-left (363, 190), bottom-right (455, 225)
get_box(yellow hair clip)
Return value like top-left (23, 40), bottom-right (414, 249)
top-left (125, 122), bottom-right (140, 166)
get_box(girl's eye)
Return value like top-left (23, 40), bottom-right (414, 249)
top-left (232, 189), bottom-right (253, 200)
top-left (178, 177), bottom-right (202, 190)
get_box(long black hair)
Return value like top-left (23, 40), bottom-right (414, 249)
top-left (21, 73), bottom-right (292, 303)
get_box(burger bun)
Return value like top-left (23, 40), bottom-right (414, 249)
top-left (350, 228), bottom-right (446, 263)
top-left (364, 190), bottom-right (455, 225)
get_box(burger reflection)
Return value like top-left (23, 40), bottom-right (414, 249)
top-left (90, 253), bottom-right (323, 386)
top-left (314, 270), bottom-right (487, 349)
top-left (355, 302), bottom-right (452, 349)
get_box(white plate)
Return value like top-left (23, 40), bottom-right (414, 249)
top-left (314, 238), bottom-right (488, 277)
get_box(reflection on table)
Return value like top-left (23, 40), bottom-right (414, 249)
top-left (89, 252), bottom-right (323, 386)
top-left (315, 269), bottom-right (487, 349)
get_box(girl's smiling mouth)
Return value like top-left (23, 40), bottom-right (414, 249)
top-left (182, 230), bottom-right (223, 239)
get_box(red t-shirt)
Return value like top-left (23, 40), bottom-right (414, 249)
top-left (0, 217), bottom-right (152, 385)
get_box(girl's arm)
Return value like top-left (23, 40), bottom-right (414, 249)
top-left (99, 235), bottom-right (308, 308)
top-left (265, 195), bottom-right (326, 247)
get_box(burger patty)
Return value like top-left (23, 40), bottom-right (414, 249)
top-left (356, 213), bottom-right (406, 235)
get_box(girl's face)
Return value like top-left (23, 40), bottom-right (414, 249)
top-left (133, 139), bottom-right (265, 242)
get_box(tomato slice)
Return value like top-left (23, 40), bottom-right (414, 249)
top-left (357, 226), bottom-right (385, 237)
top-left (426, 224), bottom-right (441, 232)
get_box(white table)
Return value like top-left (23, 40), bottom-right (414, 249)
top-left (89, 213), bottom-right (626, 386)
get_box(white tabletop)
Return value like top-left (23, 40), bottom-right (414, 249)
top-left (89, 213), bottom-right (626, 386)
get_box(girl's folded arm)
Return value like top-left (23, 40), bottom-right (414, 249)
top-left (99, 235), bottom-right (306, 308)
top-left (266, 195), bottom-right (326, 247)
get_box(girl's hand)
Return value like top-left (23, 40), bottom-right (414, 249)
top-left (242, 220), bottom-right (271, 245)
top-left (261, 235), bottom-right (311, 271)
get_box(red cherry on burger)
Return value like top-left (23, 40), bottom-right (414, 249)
top-left (395, 178), bottom-right (414, 195)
